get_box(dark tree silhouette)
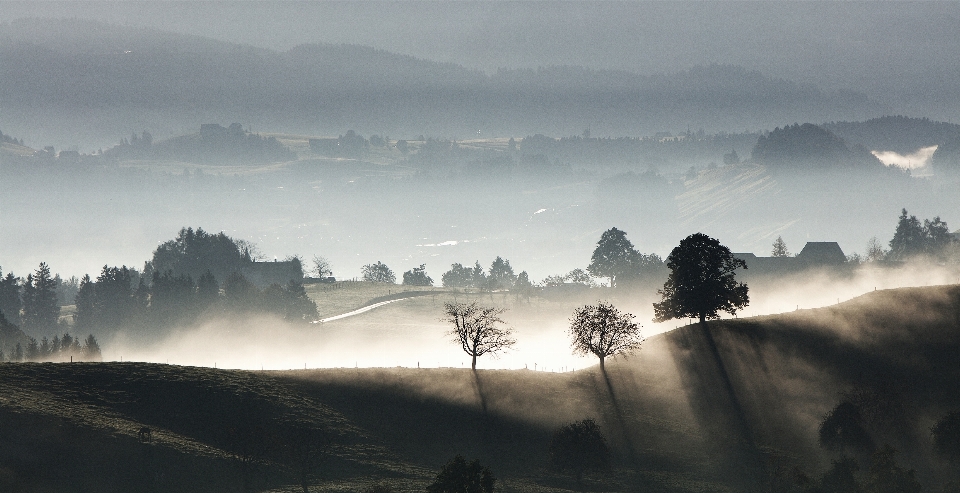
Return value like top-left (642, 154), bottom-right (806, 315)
top-left (21, 263), bottom-right (60, 333)
top-left (932, 411), bottom-right (960, 462)
top-left (888, 209), bottom-right (952, 260)
top-left (0, 269), bottom-right (22, 327)
top-left (889, 209), bottom-right (927, 260)
top-left (587, 227), bottom-right (639, 288)
top-left (819, 401), bottom-right (875, 454)
top-left (443, 302), bottom-right (515, 370)
top-left (568, 301), bottom-right (642, 372)
top-left (402, 264), bottom-right (434, 286)
top-left (653, 233), bottom-right (748, 324)
top-left (361, 261), bottom-right (396, 283)
top-left (549, 419), bottom-right (611, 487)
top-left (426, 455), bottom-right (495, 493)
top-left (148, 227), bottom-right (247, 283)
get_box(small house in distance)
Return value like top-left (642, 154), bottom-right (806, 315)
top-left (733, 241), bottom-right (849, 278)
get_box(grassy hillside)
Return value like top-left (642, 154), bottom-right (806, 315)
top-left (1, 285), bottom-right (958, 492)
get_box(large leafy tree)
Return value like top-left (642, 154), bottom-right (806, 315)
top-left (148, 227), bottom-right (246, 283)
top-left (653, 233), bottom-right (749, 324)
top-left (568, 301), bottom-right (643, 372)
top-left (587, 227), bottom-right (639, 288)
top-left (361, 261), bottom-right (396, 283)
top-left (443, 302), bottom-right (515, 370)
top-left (402, 264), bottom-right (434, 286)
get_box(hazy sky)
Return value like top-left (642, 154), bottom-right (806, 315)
top-left (3, 1), bottom-right (958, 101)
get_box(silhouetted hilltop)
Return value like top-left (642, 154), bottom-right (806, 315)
top-left (824, 116), bottom-right (960, 155)
top-left (751, 123), bottom-right (884, 170)
top-left (1, 19), bottom-right (887, 145)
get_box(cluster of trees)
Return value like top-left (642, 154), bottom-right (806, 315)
top-left (795, 396), bottom-right (960, 493)
top-left (1, 332), bottom-right (101, 363)
top-left (886, 209), bottom-right (954, 261)
top-left (440, 257), bottom-right (533, 292)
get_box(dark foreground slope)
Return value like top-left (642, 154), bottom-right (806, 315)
top-left (1, 285), bottom-right (958, 492)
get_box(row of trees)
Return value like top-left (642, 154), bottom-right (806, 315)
top-left (74, 266), bottom-right (318, 332)
top-left (1, 332), bottom-right (101, 362)
top-left (442, 232), bottom-right (751, 370)
top-left (443, 298), bottom-right (646, 371)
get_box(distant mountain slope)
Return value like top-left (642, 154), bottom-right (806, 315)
top-left (1, 285), bottom-right (958, 491)
top-left (0, 18), bottom-right (887, 148)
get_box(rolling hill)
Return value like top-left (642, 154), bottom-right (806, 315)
top-left (1, 284), bottom-right (958, 492)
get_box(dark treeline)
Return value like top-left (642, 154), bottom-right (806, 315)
top-left (0, 228), bottom-right (319, 360)
top-left (104, 123), bottom-right (295, 164)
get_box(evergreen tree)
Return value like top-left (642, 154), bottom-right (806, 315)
top-left (25, 337), bottom-right (40, 361)
top-left (21, 263), bottom-right (61, 333)
top-left (0, 269), bottom-right (22, 327)
top-left (771, 236), bottom-right (790, 257)
top-left (13, 342), bottom-right (23, 362)
top-left (83, 334), bottom-right (102, 361)
top-left (486, 257), bottom-right (516, 290)
top-left (889, 209), bottom-right (927, 260)
top-left (73, 274), bottom-right (96, 331)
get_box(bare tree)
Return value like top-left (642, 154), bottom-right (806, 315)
top-left (443, 302), bottom-right (515, 370)
top-left (568, 301), bottom-right (642, 372)
top-left (312, 255), bottom-right (333, 278)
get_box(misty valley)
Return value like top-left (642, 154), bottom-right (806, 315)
top-left (2, 10), bottom-right (960, 493)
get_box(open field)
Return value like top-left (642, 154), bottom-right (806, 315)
top-left (2, 285), bottom-right (958, 492)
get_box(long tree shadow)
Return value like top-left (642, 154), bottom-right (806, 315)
top-left (667, 322), bottom-right (763, 487)
top-left (597, 367), bottom-right (638, 466)
top-left (472, 369), bottom-right (489, 415)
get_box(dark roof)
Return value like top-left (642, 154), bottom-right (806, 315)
top-left (797, 242), bottom-right (846, 264)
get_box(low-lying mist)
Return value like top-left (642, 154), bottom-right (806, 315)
top-left (103, 260), bottom-right (959, 372)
